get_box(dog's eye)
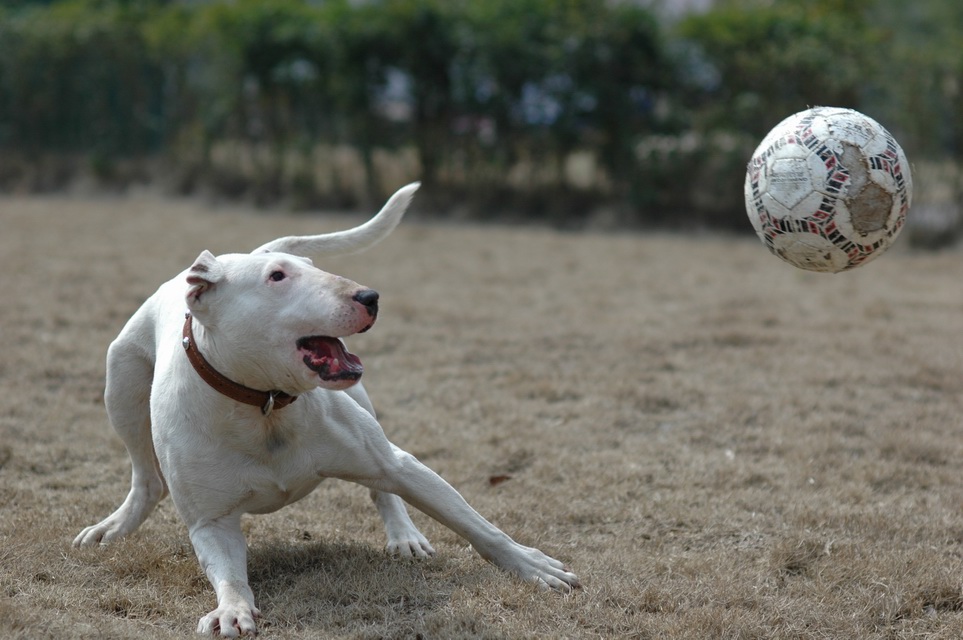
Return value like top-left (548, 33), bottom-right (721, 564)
top-left (269, 270), bottom-right (286, 282)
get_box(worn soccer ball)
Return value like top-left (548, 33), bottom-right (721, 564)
top-left (744, 107), bottom-right (912, 272)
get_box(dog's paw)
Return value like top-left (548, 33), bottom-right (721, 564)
top-left (73, 519), bottom-right (127, 547)
top-left (495, 545), bottom-right (581, 593)
top-left (196, 603), bottom-right (260, 638)
top-left (385, 529), bottom-right (436, 559)
top-left (73, 488), bottom-right (160, 547)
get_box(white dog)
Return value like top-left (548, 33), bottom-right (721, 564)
top-left (73, 183), bottom-right (579, 637)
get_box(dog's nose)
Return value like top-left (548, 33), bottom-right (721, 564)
top-left (353, 289), bottom-right (379, 317)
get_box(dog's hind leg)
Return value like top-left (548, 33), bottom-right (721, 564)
top-left (344, 382), bottom-right (435, 558)
top-left (74, 338), bottom-right (166, 546)
top-left (370, 486), bottom-right (436, 558)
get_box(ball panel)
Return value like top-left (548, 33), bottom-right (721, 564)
top-left (769, 232), bottom-right (850, 273)
top-left (837, 142), bottom-right (892, 235)
top-left (767, 157), bottom-right (813, 210)
top-left (816, 110), bottom-right (878, 150)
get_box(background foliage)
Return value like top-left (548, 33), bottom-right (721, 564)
top-left (0, 0), bottom-right (960, 227)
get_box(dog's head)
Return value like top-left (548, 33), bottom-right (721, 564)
top-left (184, 250), bottom-right (378, 393)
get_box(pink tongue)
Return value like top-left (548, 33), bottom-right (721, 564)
top-left (298, 337), bottom-right (363, 380)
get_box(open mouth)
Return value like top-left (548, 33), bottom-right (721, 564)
top-left (296, 336), bottom-right (363, 382)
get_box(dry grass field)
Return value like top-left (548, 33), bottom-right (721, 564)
top-left (1, 194), bottom-right (962, 639)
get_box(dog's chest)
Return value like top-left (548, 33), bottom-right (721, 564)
top-left (243, 474), bottom-right (319, 514)
top-left (237, 449), bottom-right (324, 514)
top-left (220, 420), bottom-right (327, 514)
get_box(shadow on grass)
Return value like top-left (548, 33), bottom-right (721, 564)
top-left (247, 539), bottom-right (504, 638)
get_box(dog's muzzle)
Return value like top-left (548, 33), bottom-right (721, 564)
top-left (353, 289), bottom-right (379, 326)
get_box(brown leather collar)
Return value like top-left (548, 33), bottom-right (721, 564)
top-left (182, 312), bottom-right (297, 416)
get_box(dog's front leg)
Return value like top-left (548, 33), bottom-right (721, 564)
top-left (190, 515), bottom-right (260, 638)
top-left (372, 451), bottom-right (579, 591)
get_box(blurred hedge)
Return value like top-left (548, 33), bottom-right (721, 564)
top-left (0, 0), bottom-right (959, 227)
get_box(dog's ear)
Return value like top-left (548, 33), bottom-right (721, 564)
top-left (186, 250), bottom-right (224, 307)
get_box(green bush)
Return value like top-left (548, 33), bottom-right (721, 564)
top-left (0, 0), bottom-right (163, 156)
top-left (0, 0), bottom-right (686, 219)
top-left (677, 0), bottom-right (883, 138)
top-left (0, 0), bottom-right (956, 227)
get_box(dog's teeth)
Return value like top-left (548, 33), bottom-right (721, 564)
top-left (332, 358), bottom-right (339, 368)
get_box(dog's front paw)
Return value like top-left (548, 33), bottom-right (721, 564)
top-left (196, 602), bottom-right (260, 638)
top-left (495, 544), bottom-right (580, 593)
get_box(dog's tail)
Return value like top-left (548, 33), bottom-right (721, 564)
top-left (252, 182), bottom-right (419, 257)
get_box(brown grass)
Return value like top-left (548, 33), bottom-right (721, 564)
top-left (1, 194), bottom-right (962, 639)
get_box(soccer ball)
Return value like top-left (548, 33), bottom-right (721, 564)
top-left (744, 106), bottom-right (912, 273)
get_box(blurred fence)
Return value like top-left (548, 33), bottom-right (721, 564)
top-left (0, 0), bottom-right (960, 228)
